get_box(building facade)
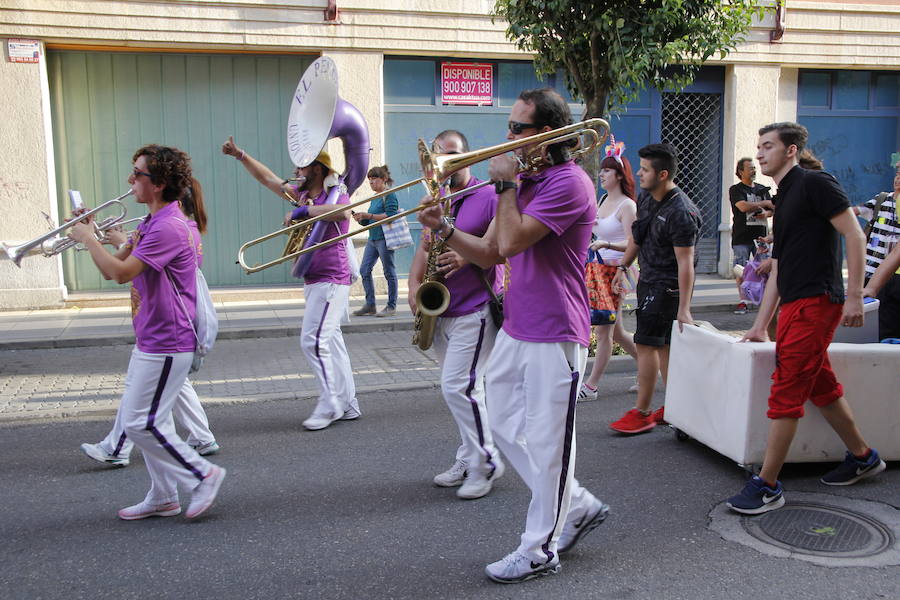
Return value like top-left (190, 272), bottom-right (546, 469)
top-left (0, 1), bottom-right (898, 308)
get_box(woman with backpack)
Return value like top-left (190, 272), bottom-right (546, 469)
top-left (67, 144), bottom-right (225, 520)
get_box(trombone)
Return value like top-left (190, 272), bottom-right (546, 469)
top-left (236, 118), bottom-right (609, 274)
top-left (1, 189), bottom-right (134, 267)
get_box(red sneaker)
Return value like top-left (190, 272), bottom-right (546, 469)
top-left (609, 409), bottom-right (657, 434)
top-left (652, 406), bottom-right (666, 424)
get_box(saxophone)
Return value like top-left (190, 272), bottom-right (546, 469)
top-left (411, 225), bottom-right (452, 351)
top-left (281, 190), bottom-right (313, 259)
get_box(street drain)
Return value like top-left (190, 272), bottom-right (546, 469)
top-left (709, 492), bottom-right (900, 567)
top-left (742, 502), bottom-right (893, 558)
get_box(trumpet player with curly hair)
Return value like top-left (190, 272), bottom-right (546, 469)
top-left (67, 144), bottom-right (225, 520)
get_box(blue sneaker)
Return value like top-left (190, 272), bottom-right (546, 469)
top-left (726, 475), bottom-right (784, 515)
top-left (821, 449), bottom-right (886, 486)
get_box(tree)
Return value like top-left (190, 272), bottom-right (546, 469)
top-left (494, 0), bottom-right (766, 165)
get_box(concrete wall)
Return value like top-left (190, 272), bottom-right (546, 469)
top-left (0, 42), bottom-right (64, 308)
top-left (718, 64), bottom-right (784, 276)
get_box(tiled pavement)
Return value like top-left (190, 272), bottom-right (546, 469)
top-left (0, 274), bottom-right (741, 422)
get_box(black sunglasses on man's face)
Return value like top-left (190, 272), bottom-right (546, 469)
top-left (508, 120), bottom-right (538, 135)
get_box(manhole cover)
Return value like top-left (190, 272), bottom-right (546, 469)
top-left (742, 502), bottom-right (894, 558)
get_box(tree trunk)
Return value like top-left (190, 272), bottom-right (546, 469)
top-left (577, 90), bottom-right (610, 196)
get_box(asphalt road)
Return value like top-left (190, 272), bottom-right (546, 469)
top-left (1, 374), bottom-right (898, 600)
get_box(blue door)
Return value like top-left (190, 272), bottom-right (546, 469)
top-left (798, 70), bottom-right (900, 205)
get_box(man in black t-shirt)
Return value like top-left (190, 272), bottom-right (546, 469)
top-left (726, 122), bottom-right (885, 516)
top-left (610, 143), bottom-right (701, 435)
top-left (729, 157), bottom-right (772, 313)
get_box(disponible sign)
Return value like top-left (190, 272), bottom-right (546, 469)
top-left (441, 62), bottom-right (493, 106)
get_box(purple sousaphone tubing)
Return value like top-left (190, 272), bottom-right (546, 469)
top-left (286, 57), bottom-right (370, 279)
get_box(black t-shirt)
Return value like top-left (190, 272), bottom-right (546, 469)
top-left (772, 166), bottom-right (850, 304)
top-left (729, 182), bottom-right (771, 246)
top-left (632, 187), bottom-right (701, 287)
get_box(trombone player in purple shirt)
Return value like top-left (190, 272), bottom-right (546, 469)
top-left (418, 88), bottom-right (609, 584)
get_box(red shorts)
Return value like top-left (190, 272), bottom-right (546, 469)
top-left (767, 294), bottom-right (844, 419)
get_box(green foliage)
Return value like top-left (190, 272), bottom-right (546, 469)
top-left (493, 0), bottom-right (767, 119)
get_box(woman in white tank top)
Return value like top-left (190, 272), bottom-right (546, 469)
top-left (579, 151), bottom-right (639, 400)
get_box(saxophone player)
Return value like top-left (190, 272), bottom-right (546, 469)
top-left (408, 130), bottom-right (505, 500)
top-left (418, 89), bottom-right (609, 584)
top-left (223, 136), bottom-right (361, 431)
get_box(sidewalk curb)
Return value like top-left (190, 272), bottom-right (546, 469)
top-left (0, 381), bottom-right (441, 425)
top-left (0, 318), bottom-right (419, 351)
top-left (0, 301), bottom-right (738, 351)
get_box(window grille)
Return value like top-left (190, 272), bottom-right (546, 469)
top-left (661, 92), bottom-right (723, 273)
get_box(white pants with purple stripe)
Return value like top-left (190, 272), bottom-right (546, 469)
top-left (119, 348), bottom-right (213, 504)
top-left (301, 282), bottom-right (358, 420)
top-left (431, 305), bottom-right (499, 477)
top-left (486, 331), bottom-right (596, 562)
top-left (99, 379), bottom-right (215, 459)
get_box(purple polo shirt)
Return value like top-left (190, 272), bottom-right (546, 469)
top-left (442, 177), bottom-right (502, 318)
top-left (503, 161), bottom-right (596, 346)
top-left (130, 201), bottom-right (201, 354)
top-left (292, 186), bottom-right (352, 285)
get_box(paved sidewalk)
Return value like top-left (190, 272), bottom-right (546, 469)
top-left (0, 330), bottom-right (442, 423)
top-left (0, 274), bottom-right (743, 423)
top-left (0, 273), bottom-right (741, 350)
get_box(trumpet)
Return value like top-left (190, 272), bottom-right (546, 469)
top-left (1, 189), bottom-right (134, 267)
top-left (236, 118), bottom-right (609, 273)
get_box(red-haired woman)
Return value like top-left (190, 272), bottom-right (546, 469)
top-left (68, 145), bottom-right (225, 520)
top-left (579, 149), bottom-right (639, 400)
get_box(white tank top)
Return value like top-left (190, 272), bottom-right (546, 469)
top-left (592, 196), bottom-right (629, 262)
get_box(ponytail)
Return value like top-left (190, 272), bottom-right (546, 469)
top-left (798, 149), bottom-right (823, 171)
top-left (181, 177), bottom-right (208, 234)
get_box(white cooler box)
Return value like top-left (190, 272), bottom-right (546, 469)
top-left (664, 321), bottom-right (900, 468)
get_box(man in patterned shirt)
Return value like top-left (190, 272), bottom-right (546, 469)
top-left (853, 159), bottom-right (899, 284)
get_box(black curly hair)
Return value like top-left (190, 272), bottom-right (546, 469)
top-left (132, 144), bottom-right (208, 234)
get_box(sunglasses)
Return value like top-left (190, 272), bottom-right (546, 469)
top-left (508, 120), bottom-right (538, 135)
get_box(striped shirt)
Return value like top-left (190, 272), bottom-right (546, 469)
top-left (858, 192), bottom-right (899, 277)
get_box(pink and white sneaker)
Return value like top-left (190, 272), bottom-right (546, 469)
top-left (186, 466), bottom-right (227, 519)
top-left (118, 501), bottom-right (181, 521)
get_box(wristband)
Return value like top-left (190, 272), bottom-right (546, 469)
top-left (291, 205), bottom-right (310, 220)
top-left (494, 180), bottom-right (517, 194)
top-left (617, 265), bottom-right (629, 271)
top-left (116, 242), bottom-right (128, 251)
top-left (443, 226), bottom-right (456, 242)
top-left (432, 216), bottom-right (452, 234)
top-left (237, 150), bottom-right (245, 162)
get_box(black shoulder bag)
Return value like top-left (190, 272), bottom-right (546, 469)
top-left (450, 193), bottom-right (505, 329)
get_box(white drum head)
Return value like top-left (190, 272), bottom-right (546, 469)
top-left (287, 57), bottom-right (339, 167)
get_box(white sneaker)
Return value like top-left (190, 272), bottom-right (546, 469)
top-left (433, 459), bottom-right (467, 487)
top-left (118, 501), bottom-right (181, 521)
top-left (191, 441), bottom-right (220, 456)
top-left (577, 383), bottom-right (597, 402)
top-left (186, 466), bottom-right (226, 519)
top-left (485, 551), bottom-right (560, 584)
top-left (303, 413), bottom-right (338, 431)
top-left (80, 442), bottom-right (129, 467)
top-left (457, 460), bottom-right (505, 500)
top-left (558, 496), bottom-right (610, 554)
top-left (340, 406), bottom-right (361, 420)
